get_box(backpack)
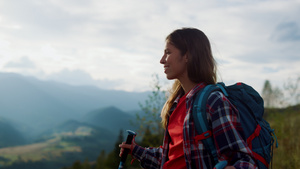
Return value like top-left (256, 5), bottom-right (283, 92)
top-left (192, 82), bottom-right (278, 169)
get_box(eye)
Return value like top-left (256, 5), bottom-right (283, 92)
top-left (164, 49), bottom-right (171, 55)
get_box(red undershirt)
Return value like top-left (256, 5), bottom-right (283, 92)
top-left (163, 93), bottom-right (187, 169)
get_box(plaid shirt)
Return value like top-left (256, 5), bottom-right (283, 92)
top-left (132, 83), bottom-right (257, 169)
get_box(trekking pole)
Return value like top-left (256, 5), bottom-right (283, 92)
top-left (213, 160), bottom-right (227, 169)
top-left (118, 130), bottom-right (137, 169)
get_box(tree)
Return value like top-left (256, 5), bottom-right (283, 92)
top-left (140, 126), bottom-right (162, 147)
top-left (284, 76), bottom-right (300, 106)
top-left (262, 80), bottom-right (273, 107)
top-left (262, 77), bottom-right (300, 108)
top-left (134, 74), bottom-right (167, 146)
top-left (105, 130), bottom-right (126, 169)
top-left (71, 160), bottom-right (81, 169)
top-left (262, 80), bottom-right (283, 108)
top-left (95, 150), bottom-right (106, 169)
top-left (82, 159), bottom-right (91, 169)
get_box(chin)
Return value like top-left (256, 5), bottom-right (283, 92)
top-left (166, 75), bottom-right (176, 80)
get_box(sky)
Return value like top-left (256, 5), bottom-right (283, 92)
top-left (0, 0), bottom-right (299, 93)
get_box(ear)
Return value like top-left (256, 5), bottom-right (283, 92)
top-left (184, 54), bottom-right (188, 63)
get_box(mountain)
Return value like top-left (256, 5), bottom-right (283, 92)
top-left (0, 72), bottom-right (148, 138)
top-left (0, 72), bottom-right (151, 169)
top-left (82, 106), bottom-right (137, 134)
top-left (0, 117), bottom-right (26, 148)
top-left (0, 73), bottom-right (77, 137)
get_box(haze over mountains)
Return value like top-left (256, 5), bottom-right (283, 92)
top-left (0, 72), bottom-right (149, 147)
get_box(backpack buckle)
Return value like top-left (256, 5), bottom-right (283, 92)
top-left (194, 130), bottom-right (212, 142)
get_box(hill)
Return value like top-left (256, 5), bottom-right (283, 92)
top-left (82, 106), bottom-right (137, 133)
top-left (0, 72), bottom-right (148, 140)
top-left (0, 73), bottom-right (77, 138)
top-left (0, 117), bottom-right (26, 148)
top-left (0, 119), bottom-right (118, 169)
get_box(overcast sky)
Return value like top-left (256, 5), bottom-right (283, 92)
top-left (0, 0), bottom-right (299, 92)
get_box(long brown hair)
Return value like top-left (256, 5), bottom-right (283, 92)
top-left (161, 28), bottom-right (217, 128)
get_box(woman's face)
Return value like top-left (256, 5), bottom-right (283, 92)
top-left (160, 42), bottom-right (188, 80)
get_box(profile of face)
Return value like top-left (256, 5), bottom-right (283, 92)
top-left (160, 42), bottom-right (188, 80)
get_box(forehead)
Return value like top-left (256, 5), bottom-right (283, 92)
top-left (165, 42), bottom-right (176, 49)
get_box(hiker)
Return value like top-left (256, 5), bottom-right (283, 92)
top-left (119, 28), bottom-right (257, 169)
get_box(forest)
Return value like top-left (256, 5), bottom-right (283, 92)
top-left (63, 76), bottom-right (300, 169)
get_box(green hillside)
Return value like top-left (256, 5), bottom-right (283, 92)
top-left (0, 138), bottom-right (80, 165)
top-left (0, 120), bottom-right (117, 169)
top-left (265, 104), bottom-right (300, 168)
top-left (82, 106), bottom-right (137, 134)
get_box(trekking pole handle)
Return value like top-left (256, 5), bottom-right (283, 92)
top-left (118, 130), bottom-right (137, 169)
top-left (213, 160), bottom-right (228, 169)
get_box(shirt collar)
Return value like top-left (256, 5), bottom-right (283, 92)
top-left (174, 82), bottom-right (206, 103)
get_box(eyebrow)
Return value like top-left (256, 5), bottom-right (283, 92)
top-left (165, 47), bottom-right (171, 51)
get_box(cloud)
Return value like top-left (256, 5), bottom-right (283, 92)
top-left (262, 67), bottom-right (281, 74)
top-left (0, 0), bottom-right (299, 92)
top-left (272, 21), bottom-right (300, 42)
top-left (4, 56), bottom-right (36, 69)
top-left (45, 69), bottom-right (123, 90)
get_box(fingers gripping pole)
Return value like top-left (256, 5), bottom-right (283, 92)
top-left (118, 130), bottom-right (137, 169)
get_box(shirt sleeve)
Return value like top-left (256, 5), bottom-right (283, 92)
top-left (131, 145), bottom-right (163, 169)
top-left (207, 91), bottom-right (258, 169)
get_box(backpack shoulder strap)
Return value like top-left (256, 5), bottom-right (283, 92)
top-left (192, 84), bottom-right (222, 164)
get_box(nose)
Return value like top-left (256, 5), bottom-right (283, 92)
top-left (160, 54), bottom-right (166, 64)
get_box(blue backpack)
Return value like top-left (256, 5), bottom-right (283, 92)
top-left (192, 82), bottom-right (278, 169)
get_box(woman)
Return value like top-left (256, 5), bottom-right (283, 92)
top-left (119, 28), bottom-right (257, 169)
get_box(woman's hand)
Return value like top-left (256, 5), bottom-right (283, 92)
top-left (119, 141), bottom-right (137, 157)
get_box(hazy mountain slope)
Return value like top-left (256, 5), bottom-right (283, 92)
top-left (0, 72), bottom-right (148, 137)
top-left (0, 73), bottom-right (77, 135)
top-left (0, 117), bottom-right (26, 148)
top-left (82, 106), bottom-right (137, 134)
top-left (26, 73), bottom-right (149, 113)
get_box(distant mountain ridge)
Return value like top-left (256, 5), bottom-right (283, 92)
top-left (0, 72), bottom-right (148, 140)
top-left (82, 106), bottom-right (137, 133)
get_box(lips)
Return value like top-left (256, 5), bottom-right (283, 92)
top-left (164, 65), bottom-right (169, 73)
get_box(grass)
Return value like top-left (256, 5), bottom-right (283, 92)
top-left (266, 105), bottom-right (300, 168)
top-left (0, 137), bottom-right (81, 166)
